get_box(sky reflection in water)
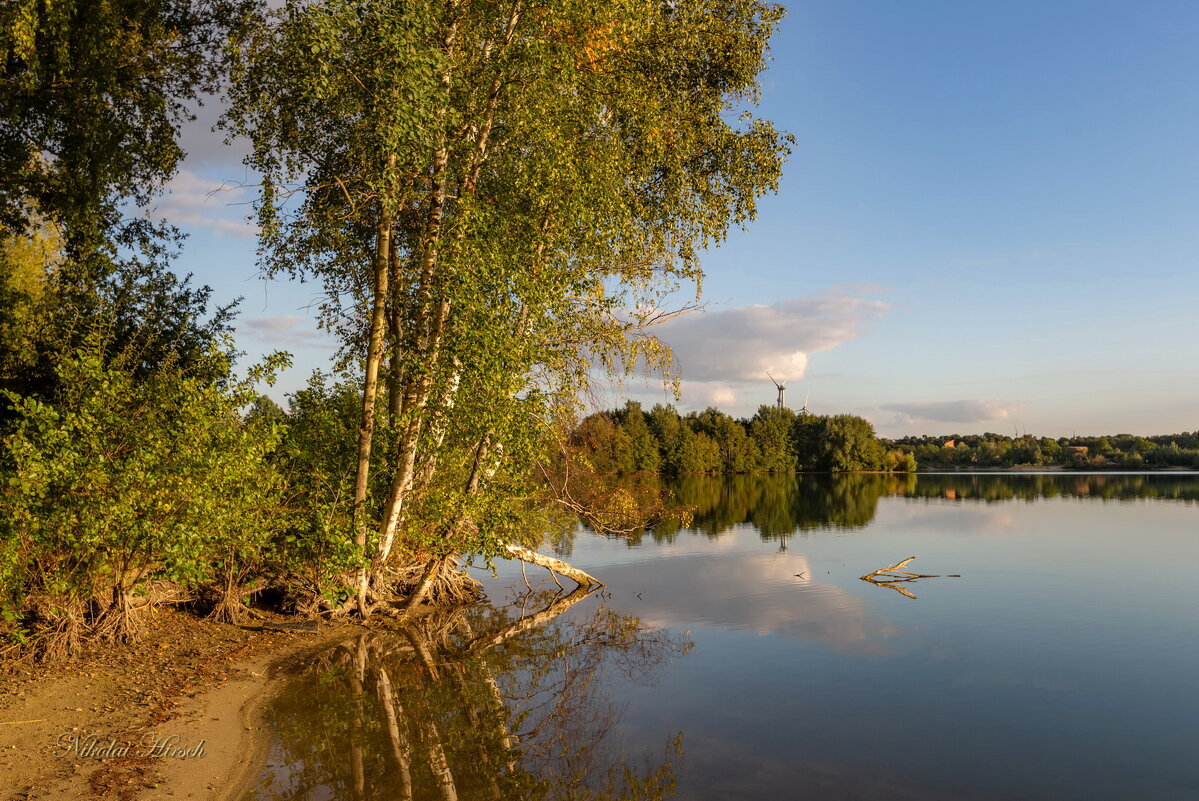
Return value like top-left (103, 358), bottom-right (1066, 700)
top-left (248, 473), bottom-right (1199, 801)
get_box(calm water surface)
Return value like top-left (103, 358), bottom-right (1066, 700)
top-left (244, 473), bottom-right (1199, 800)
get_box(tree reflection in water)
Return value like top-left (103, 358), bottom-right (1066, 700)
top-left (601, 472), bottom-right (1199, 547)
top-left (627, 474), bottom-right (912, 544)
top-left (245, 588), bottom-right (690, 801)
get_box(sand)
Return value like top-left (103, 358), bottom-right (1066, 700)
top-left (0, 609), bottom-right (356, 801)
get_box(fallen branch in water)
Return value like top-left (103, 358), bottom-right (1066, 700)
top-left (859, 556), bottom-right (960, 599)
top-left (502, 543), bottom-right (603, 588)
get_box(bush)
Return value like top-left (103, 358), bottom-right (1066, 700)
top-left (0, 343), bottom-right (288, 654)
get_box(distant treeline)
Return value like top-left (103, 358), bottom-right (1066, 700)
top-left (571, 403), bottom-right (917, 475)
top-left (891, 432), bottom-right (1199, 470)
top-left (574, 405), bottom-right (1199, 474)
top-left (554, 472), bottom-right (1199, 551)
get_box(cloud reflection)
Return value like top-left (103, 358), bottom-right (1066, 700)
top-left (601, 552), bottom-right (899, 655)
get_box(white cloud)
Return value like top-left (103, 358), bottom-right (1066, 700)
top-left (151, 169), bottom-right (259, 238)
top-left (656, 290), bottom-right (888, 384)
top-left (238, 314), bottom-right (330, 347)
top-left (615, 289), bottom-right (888, 414)
top-left (690, 383), bottom-right (738, 407)
top-left (881, 399), bottom-right (1025, 425)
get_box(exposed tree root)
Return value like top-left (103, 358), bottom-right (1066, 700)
top-left (32, 603), bottom-right (86, 662)
top-left (397, 557), bottom-right (447, 614)
top-left (390, 557), bottom-right (482, 610)
top-left (316, 545), bottom-right (599, 623)
top-left (91, 588), bottom-right (141, 645)
top-left (316, 558), bottom-right (484, 620)
top-left (208, 589), bottom-right (247, 625)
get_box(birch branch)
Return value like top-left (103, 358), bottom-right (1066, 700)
top-left (502, 543), bottom-right (603, 588)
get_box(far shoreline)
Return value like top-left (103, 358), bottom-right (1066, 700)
top-left (625, 467), bottom-right (1199, 477)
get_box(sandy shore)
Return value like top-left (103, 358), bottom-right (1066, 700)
top-left (0, 609), bottom-right (356, 801)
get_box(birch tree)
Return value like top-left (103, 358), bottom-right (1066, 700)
top-left (225, 0), bottom-right (789, 614)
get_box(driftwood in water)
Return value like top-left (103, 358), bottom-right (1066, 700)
top-left (502, 543), bottom-right (602, 588)
top-left (859, 556), bottom-right (960, 599)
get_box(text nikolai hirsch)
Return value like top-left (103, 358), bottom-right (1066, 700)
top-left (54, 732), bottom-right (205, 760)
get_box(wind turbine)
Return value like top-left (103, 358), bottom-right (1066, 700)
top-left (767, 373), bottom-right (786, 409)
top-left (800, 392), bottom-right (810, 416)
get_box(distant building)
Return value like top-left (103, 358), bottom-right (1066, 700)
top-left (942, 439), bottom-right (955, 448)
top-left (1066, 446), bottom-right (1089, 457)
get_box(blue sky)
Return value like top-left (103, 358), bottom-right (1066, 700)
top-left (165, 0), bottom-right (1199, 437)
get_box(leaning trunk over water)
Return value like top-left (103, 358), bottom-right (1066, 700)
top-left (501, 544), bottom-right (601, 589)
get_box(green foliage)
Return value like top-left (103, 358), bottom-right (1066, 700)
top-left (692, 408), bottom-right (759, 472)
top-left (574, 414), bottom-right (635, 474)
top-left (1, 0), bottom-right (241, 258)
top-left (882, 448), bottom-right (917, 473)
top-left (268, 374), bottom-right (363, 604)
top-left (748, 405), bottom-right (797, 472)
top-left (895, 431), bottom-right (1199, 470)
top-left (223, 0), bottom-right (791, 581)
top-left (0, 339), bottom-right (289, 647)
top-left (687, 428), bottom-right (723, 473)
top-left (613, 401), bottom-right (661, 473)
top-left (0, 220), bottom-right (60, 387)
top-left (2, 0), bottom-right (799, 638)
top-left (0, 220), bottom-right (239, 428)
top-left (576, 404), bottom-right (904, 475)
top-left (803, 414), bottom-right (885, 472)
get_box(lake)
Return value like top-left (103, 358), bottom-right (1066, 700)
top-left (243, 473), bottom-right (1199, 800)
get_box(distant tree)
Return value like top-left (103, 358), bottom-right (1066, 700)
top-left (614, 401), bottom-right (660, 473)
top-left (689, 429), bottom-right (723, 473)
top-left (573, 414), bottom-right (634, 474)
top-left (792, 414), bottom-right (825, 471)
top-left (246, 394), bottom-right (287, 425)
top-left (648, 404), bottom-right (686, 474)
top-left (976, 438), bottom-right (1012, 467)
top-left (1039, 437), bottom-right (1061, 464)
top-left (819, 414), bottom-right (885, 472)
top-left (881, 448), bottom-right (917, 472)
top-left (693, 408), bottom-right (757, 472)
top-left (748, 405), bottom-right (796, 472)
top-left (791, 414), bottom-right (884, 472)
